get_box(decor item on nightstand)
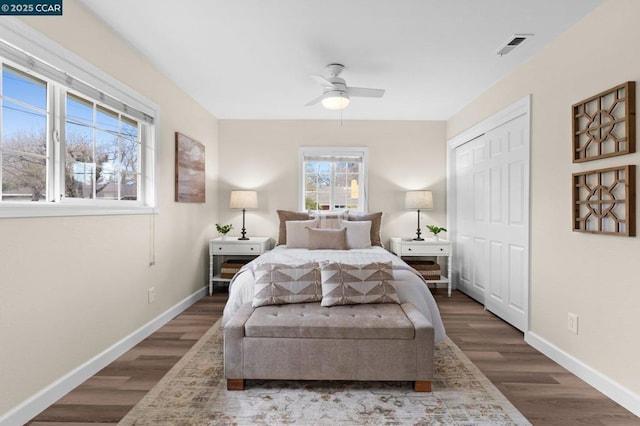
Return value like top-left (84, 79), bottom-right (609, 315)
top-left (573, 81), bottom-right (635, 163)
top-left (220, 259), bottom-right (248, 278)
top-left (230, 190), bottom-right (258, 240)
top-left (216, 223), bottom-right (233, 240)
top-left (406, 260), bottom-right (441, 281)
top-left (405, 190), bottom-right (433, 241)
top-left (426, 225), bottom-right (447, 241)
top-left (175, 132), bottom-right (206, 203)
top-left (573, 165), bottom-right (636, 236)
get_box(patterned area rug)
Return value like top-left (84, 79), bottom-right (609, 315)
top-left (119, 319), bottom-right (530, 425)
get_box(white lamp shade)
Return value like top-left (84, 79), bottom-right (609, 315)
top-left (322, 91), bottom-right (350, 110)
top-left (405, 190), bottom-right (433, 210)
top-left (230, 190), bottom-right (258, 209)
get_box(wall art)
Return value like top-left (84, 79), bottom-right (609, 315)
top-left (175, 132), bottom-right (206, 203)
top-left (573, 165), bottom-right (635, 236)
top-left (573, 81), bottom-right (635, 162)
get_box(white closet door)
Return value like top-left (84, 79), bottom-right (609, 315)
top-left (454, 113), bottom-right (529, 331)
top-left (455, 135), bottom-right (490, 303)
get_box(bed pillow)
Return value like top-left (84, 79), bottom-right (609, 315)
top-left (341, 220), bottom-right (372, 249)
top-left (252, 262), bottom-right (322, 307)
top-left (285, 219), bottom-right (319, 248)
top-left (277, 210), bottom-right (312, 245)
top-left (347, 212), bottom-right (383, 247)
top-left (310, 210), bottom-right (349, 229)
top-left (320, 261), bottom-right (400, 306)
top-left (307, 227), bottom-right (347, 250)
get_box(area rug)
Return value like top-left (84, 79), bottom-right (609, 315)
top-left (119, 319), bottom-right (530, 425)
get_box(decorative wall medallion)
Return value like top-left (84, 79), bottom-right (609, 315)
top-left (573, 165), bottom-right (636, 236)
top-left (573, 81), bottom-right (635, 162)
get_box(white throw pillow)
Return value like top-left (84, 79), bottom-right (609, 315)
top-left (341, 220), bottom-right (372, 249)
top-left (310, 210), bottom-right (349, 229)
top-left (285, 219), bottom-right (319, 248)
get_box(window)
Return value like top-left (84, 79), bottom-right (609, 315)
top-left (65, 93), bottom-right (140, 201)
top-left (1, 66), bottom-right (48, 202)
top-left (0, 19), bottom-right (157, 217)
top-left (299, 148), bottom-right (368, 212)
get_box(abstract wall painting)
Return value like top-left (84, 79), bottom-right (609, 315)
top-left (175, 132), bottom-right (205, 203)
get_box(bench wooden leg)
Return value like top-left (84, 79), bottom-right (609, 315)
top-left (414, 380), bottom-right (432, 392)
top-left (227, 379), bottom-right (245, 391)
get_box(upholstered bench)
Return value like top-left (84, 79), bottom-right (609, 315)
top-left (223, 301), bottom-right (434, 391)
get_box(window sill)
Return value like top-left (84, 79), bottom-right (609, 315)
top-left (0, 203), bottom-right (156, 219)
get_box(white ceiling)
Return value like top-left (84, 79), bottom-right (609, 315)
top-left (79, 0), bottom-right (603, 121)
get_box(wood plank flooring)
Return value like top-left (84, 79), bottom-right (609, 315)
top-left (26, 292), bottom-right (228, 426)
top-left (26, 290), bottom-right (639, 425)
top-left (435, 291), bottom-right (639, 425)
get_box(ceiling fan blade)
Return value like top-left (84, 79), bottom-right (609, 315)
top-left (310, 74), bottom-right (336, 89)
top-left (304, 94), bottom-right (325, 106)
top-left (347, 87), bottom-right (385, 98)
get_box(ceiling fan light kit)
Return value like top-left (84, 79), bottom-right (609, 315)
top-left (322, 90), bottom-right (350, 110)
top-left (306, 63), bottom-right (385, 110)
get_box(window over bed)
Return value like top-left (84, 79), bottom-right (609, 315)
top-left (299, 147), bottom-right (368, 212)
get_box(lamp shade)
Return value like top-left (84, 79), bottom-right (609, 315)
top-left (322, 91), bottom-right (350, 110)
top-left (230, 190), bottom-right (258, 209)
top-left (405, 190), bottom-right (433, 210)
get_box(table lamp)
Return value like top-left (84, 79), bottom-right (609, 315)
top-left (230, 190), bottom-right (258, 240)
top-left (405, 190), bottom-right (433, 241)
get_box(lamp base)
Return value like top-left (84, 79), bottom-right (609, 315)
top-left (413, 223), bottom-right (423, 241)
top-left (238, 210), bottom-right (249, 240)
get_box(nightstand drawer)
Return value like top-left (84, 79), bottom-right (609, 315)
top-left (210, 243), bottom-right (262, 255)
top-left (401, 244), bottom-right (450, 255)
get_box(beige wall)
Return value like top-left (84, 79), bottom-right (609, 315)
top-left (448, 0), bottom-right (640, 396)
top-left (0, 3), bottom-right (218, 415)
top-left (217, 120), bottom-right (447, 246)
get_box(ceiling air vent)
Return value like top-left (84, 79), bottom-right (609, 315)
top-left (496, 34), bottom-right (534, 56)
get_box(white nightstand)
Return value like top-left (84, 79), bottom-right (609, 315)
top-left (389, 237), bottom-right (453, 297)
top-left (208, 237), bottom-right (273, 295)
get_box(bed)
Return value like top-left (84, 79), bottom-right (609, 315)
top-left (222, 245), bottom-right (446, 343)
top-left (221, 210), bottom-right (447, 391)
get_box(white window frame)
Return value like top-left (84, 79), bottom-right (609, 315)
top-left (298, 147), bottom-right (369, 212)
top-left (0, 18), bottom-right (158, 218)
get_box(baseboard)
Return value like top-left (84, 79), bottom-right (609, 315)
top-left (525, 331), bottom-right (640, 417)
top-left (0, 287), bottom-right (207, 426)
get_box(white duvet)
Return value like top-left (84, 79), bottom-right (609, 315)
top-left (222, 246), bottom-right (447, 343)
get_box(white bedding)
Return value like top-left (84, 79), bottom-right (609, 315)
top-left (222, 246), bottom-right (447, 343)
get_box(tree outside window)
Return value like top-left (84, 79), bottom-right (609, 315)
top-left (0, 65), bottom-right (142, 203)
top-left (301, 148), bottom-right (367, 212)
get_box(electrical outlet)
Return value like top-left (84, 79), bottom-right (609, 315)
top-left (567, 313), bottom-right (578, 334)
top-left (148, 287), bottom-right (156, 304)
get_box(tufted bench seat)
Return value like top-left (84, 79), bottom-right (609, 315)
top-left (224, 302), bottom-right (434, 391)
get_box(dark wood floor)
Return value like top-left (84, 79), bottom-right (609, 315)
top-left (27, 290), bottom-right (638, 425)
top-left (435, 291), bottom-right (639, 425)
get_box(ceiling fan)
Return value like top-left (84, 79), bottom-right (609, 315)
top-left (305, 63), bottom-right (385, 110)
